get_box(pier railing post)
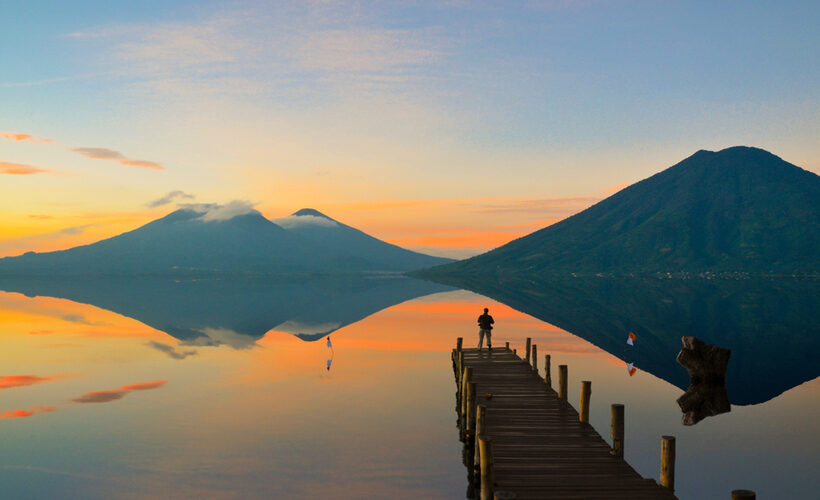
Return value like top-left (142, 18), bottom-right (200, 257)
top-left (731, 490), bottom-right (756, 499)
top-left (660, 436), bottom-right (676, 491)
top-left (525, 338), bottom-right (532, 364)
top-left (610, 404), bottom-right (624, 457)
top-left (544, 354), bottom-right (551, 388)
top-left (474, 405), bottom-right (487, 488)
top-left (479, 435), bottom-right (494, 500)
top-left (467, 381), bottom-right (477, 439)
top-left (461, 366), bottom-right (473, 437)
top-left (558, 365), bottom-right (568, 401)
top-left (531, 344), bottom-right (538, 373)
top-left (579, 381), bottom-right (591, 423)
top-left (505, 341), bottom-right (509, 351)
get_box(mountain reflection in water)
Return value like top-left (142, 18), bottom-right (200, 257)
top-left (419, 275), bottom-right (820, 406)
top-left (0, 275), bottom-right (455, 348)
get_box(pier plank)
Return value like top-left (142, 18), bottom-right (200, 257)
top-left (455, 347), bottom-right (677, 499)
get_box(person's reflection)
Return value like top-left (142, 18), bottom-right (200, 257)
top-left (326, 335), bottom-right (334, 372)
top-left (676, 336), bottom-right (731, 425)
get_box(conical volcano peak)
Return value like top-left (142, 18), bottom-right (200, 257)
top-left (292, 208), bottom-right (332, 218)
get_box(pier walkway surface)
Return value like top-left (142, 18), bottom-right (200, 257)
top-left (454, 345), bottom-right (678, 500)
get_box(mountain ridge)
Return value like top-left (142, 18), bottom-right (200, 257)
top-left (417, 146), bottom-right (819, 277)
top-left (0, 206), bottom-right (453, 276)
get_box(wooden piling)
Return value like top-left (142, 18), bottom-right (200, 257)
top-left (531, 344), bottom-right (538, 373)
top-left (457, 337), bottom-right (463, 352)
top-left (731, 490), bottom-right (756, 499)
top-left (467, 382), bottom-right (477, 437)
top-left (513, 348), bottom-right (516, 355)
top-left (660, 436), bottom-right (676, 491)
top-left (474, 405), bottom-right (487, 478)
top-left (544, 354), bottom-right (551, 387)
top-left (558, 364), bottom-right (568, 401)
top-left (525, 338), bottom-right (532, 364)
top-left (461, 366), bottom-right (473, 428)
top-left (579, 380), bottom-right (591, 423)
top-left (505, 341), bottom-right (509, 351)
top-left (479, 435), bottom-right (494, 500)
top-left (611, 404), bottom-right (624, 457)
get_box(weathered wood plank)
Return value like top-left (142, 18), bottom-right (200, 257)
top-left (456, 347), bottom-right (677, 499)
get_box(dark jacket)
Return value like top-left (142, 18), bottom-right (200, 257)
top-left (478, 313), bottom-right (494, 330)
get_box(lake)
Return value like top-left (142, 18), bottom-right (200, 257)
top-left (1, 276), bottom-right (817, 499)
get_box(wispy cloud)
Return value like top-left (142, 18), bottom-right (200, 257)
top-left (72, 147), bottom-right (164, 170)
top-left (147, 190), bottom-right (195, 208)
top-left (60, 312), bottom-right (106, 326)
top-left (274, 214), bottom-right (338, 229)
top-left (1, 132), bottom-right (53, 143)
top-left (147, 341), bottom-right (197, 360)
top-left (177, 201), bottom-right (259, 221)
top-left (0, 375), bottom-right (68, 390)
top-left (0, 407), bottom-right (56, 419)
top-left (0, 161), bottom-right (50, 175)
top-left (71, 380), bottom-right (167, 404)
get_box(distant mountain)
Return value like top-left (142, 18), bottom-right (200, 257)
top-left (274, 208), bottom-right (452, 272)
top-left (419, 147), bottom-right (819, 277)
top-left (0, 205), bottom-right (453, 276)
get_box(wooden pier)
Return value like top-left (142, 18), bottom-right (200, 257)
top-left (453, 340), bottom-right (678, 500)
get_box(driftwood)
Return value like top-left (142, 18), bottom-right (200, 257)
top-left (675, 336), bottom-right (731, 425)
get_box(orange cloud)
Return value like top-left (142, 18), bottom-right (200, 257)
top-left (121, 380), bottom-right (167, 391)
top-left (0, 161), bottom-right (50, 175)
top-left (0, 407), bottom-right (56, 419)
top-left (0, 375), bottom-right (66, 390)
top-left (0, 132), bottom-right (52, 143)
top-left (72, 379), bottom-right (167, 403)
top-left (119, 159), bottom-right (164, 170)
top-left (72, 147), bottom-right (164, 171)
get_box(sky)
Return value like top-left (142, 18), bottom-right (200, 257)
top-left (1, 0), bottom-right (818, 258)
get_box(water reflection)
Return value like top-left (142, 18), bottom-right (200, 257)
top-left (676, 336), bottom-right (731, 425)
top-left (418, 274), bottom-right (820, 406)
top-left (0, 275), bottom-right (455, 348)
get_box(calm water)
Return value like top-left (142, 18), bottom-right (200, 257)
top-left (0, 277), bottom-right (817, 499)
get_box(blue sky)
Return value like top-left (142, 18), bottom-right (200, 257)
top-left (1, 0), bottom-right (818, 257)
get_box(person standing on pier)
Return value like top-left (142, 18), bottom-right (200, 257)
top-left (477, 307), bottom-right (494, 350)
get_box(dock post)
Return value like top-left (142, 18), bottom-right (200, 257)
top-left (460, 366), bottom-right (473, 435)
top-left (610, 404), bottom-right (624, 457)
top-left (579, 381), bottom-right (591, 423)
top-left (558, 365), bottom-right (568, 401)
top-left (531, 344), bottom-right (538, 373)
top-left (505, 341), bottom-right (509, 351)
top-left (660, 436), bottom-right (676, 491)
top-left (456, 337), bottom-right (463, 353)
top-left (525, 338), bottom-right (532, 364)
top-left (474, 405), bottom-right (487, 487)
top-left (731, 490), bottom-right (756, 499)
top-left (544, 354), bottom-right (551, 387)
top-left (513, 348), bottom-right (516, 355)
top-left (467, 382), bottom-right (477, 439)
top-left (479, 435), bottom-right (494, 500)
